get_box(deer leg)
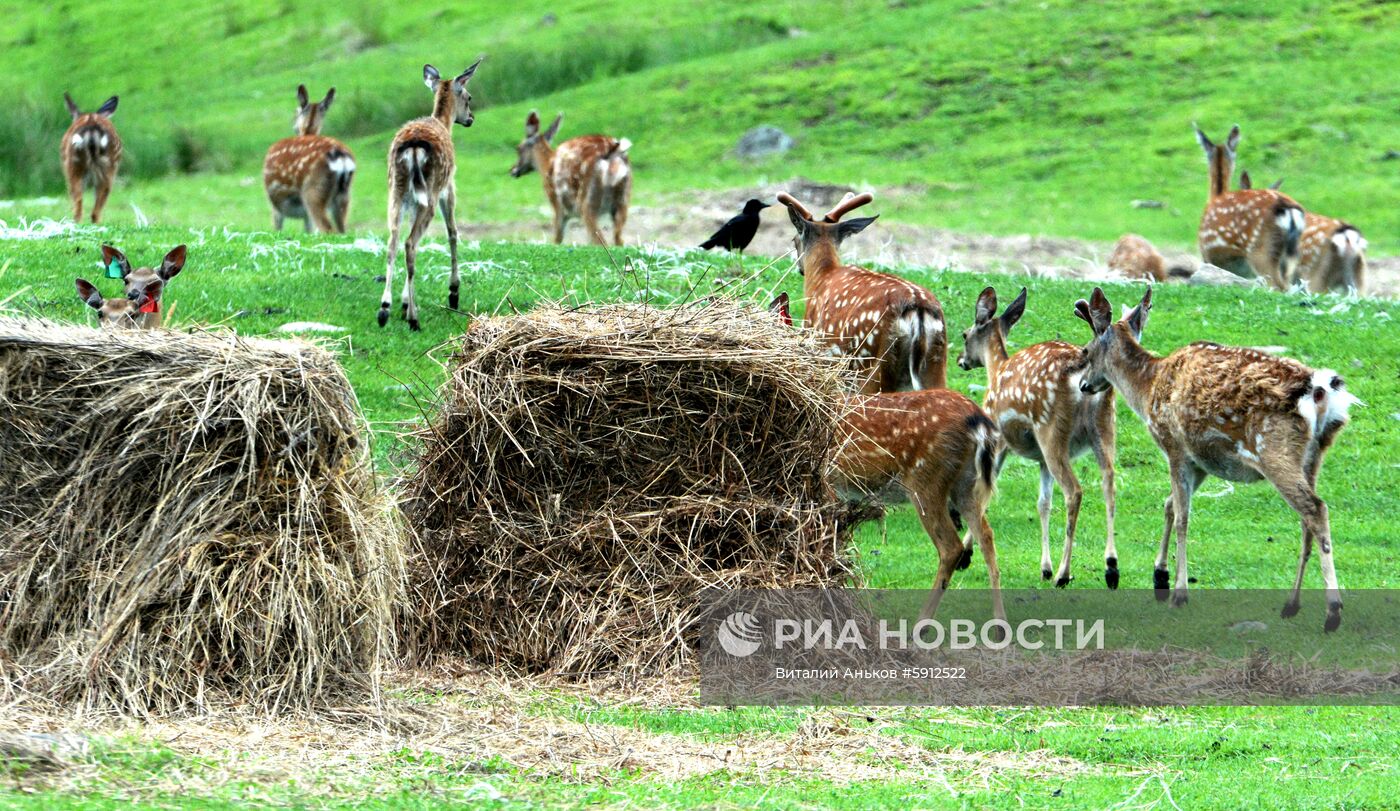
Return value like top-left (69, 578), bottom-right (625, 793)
top-left (1168, 462), bottom-right (1204, 607)
top-left (332, 188), bottom-right (350, 233)
top-left (911, 489), bottom-right (965, 624)
top-left (551, 209), bottom-right (567, 244)
top-left (67, 175), bottom-right (83, 222)
top-left (611, 199), bottom-right (628, 246)
top-left (1037, 464), bottom-right (1054, 580)
top-left (1045, 451), bottom-right (1082, 589)
top-left (91, 177), bottom-right (111, 224)
top-left (403, 207), bottom-right (433, 332)
top-left (962, 490), bottom-right (1005, 629)
top-left (1154, 496), bottom-right (1174, 599)
top-left (439, 188), bottom-right (460, 310)
top-left (380, 203), bottom-right (403, 328)
top-left (1270, 464), bottom-right (1341, 631)
top-left (271, 208), bottom-right (285, 231)
top-left (305, 189), bottom-right (335, 234)
top-left (1093, 413), bottom-right (1119, 589)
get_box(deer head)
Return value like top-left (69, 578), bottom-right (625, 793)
top-left (424, 58), bottom-right (483, 127)
top-left (76, 277), bottom-right (161, 329)
top-left (957, 286), bottom-right (1027, 371)
top-left (1074, 287), bottom-right (1152, 395)
top-left (293, 85), bottom-right (335, 136)
top-left (776, 191), bottom-right (878, 274)
top-left (1194, 124), bottom-right (1241, 197)
top-left (63, 92), bottom-right (118, 120)
top-left (510, 110), bottom-right (563, 177)
top-left (100, 244), bottom-right (186, 314)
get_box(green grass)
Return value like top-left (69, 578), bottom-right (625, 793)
top-left (4, 0), bottom-right (1399, 255)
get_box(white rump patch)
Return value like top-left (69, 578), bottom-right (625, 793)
top-left (69, 133), bottom-right (86, 147)
top-left (98, 133), bottom-right (109, 149)
top-left (327, 155), bottom-right (356, 174)
top-left (1333, 229), bottom-right (1367, 256)
top-left (1297, 368), bottom-right (1360, 436)
top-left (614, 138), bottom-right (632, 155)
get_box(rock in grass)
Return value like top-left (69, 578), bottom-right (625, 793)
top-left (279, 321), bottom-right (346, 333)
top-left (1187, 263), bottom-right (1264, 287)
top-left (735, 126), bottom-right (794, 160)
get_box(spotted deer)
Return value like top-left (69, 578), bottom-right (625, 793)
top-left (1107, 234), bottom-right (1194, 283)
top-left (96, 244), bottom-right (187, 330)
top-left (957, 286), bottom-right (1126, 589)
top-left (1237, 170), bottom-right (1366, 294)
top-left (1193, 125), bottom-right (1305, 290)
top-left (771, 293), bottom-right (1004, 626)
top-left (509, 111), bottom-right (632, 245)
top-left (777, 191), bottom-right (946, 395)
top-left (1074, 286), bottom-right (1358, 630)
top-left (381, 59), bottom-right (482, 331)
top-left (60, 92), bottom-right (121, 224)
top-left (263, 85), bottom-right (355, 233)
top-left (75, 277), bottom-right (162, 330)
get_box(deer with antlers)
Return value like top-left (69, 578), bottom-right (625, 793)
top-left (1193, 125), bottom-right (1306, 290)
top-left (1238, 171), bottom-right (1367, 294)
top-left (957, 286), bottom-right (1124, 589)
top-left (380, 59), bottom-right (482, 331)
top-left (509, 111), bottom-right (632, 246)
top-left (263, 85), bottom-right (355, 234)
top-left (771, 293), bottom-right (1004, 625)
top-left (777, 191), bottom-right (946, 394)
top-left (1074, 286), bottom-right (1358, 630)
top-left (60, 92), bottom-right (121, 224)
top-left (75, 244), bottom-right (187, 330)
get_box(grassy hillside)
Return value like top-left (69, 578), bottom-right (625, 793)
top-left (3, 0), bottom-right (1399, 254)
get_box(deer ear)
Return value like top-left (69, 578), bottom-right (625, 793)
top-left (1088, 287), bottom-right (1113, 334)
top-left (320, 87), bottom-right (335, 111)
top-left (160, 245), bottom-right (187, 280)
top-left (1193, 123), bottom-right (1213, 157)
top-left (296, 85), bottom-right (310, 108)
top-left (63, 92), bottom-right (80, 118)
top-left (1239, 171), bottom-right (1252, 190)
top-left (543, 114), bottom-right (563, 143)
top-left (76, 279), bottom-right (104, 310)
top-left (973, 287), bottom-right (997, 325)
top-left (768, 292), bottom-right (792, 326)
top-left (1124, 287), bottom-right (1151, 339)
top-left (524, 110), bottom-right (540, 136)
top-left (455, 57), bottom-right (483, 87)
top-left (136, 278), bottom-right (163, 309)
top-left (96, 96), bottom-right (118, 116)
top-left (835, 215), bottom-right (877, 242)
top-left (423, 65), bottom-right (441, 90)
top-left (1226, 125), bottom-right (1241, 154)
top-left (785, 203), bottom-right (809, 233)
top-left (101, 245), bottom-right (131, 279)
top-left (1269, 177), bottom-right (1284, 191)
top-left (1000, 286), bottom-right (1027, 332)
top-left (1073, 299), bottom-right (1094, 330)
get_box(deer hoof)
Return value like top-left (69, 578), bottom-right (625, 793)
top-left (1153, 568), bottom-right (1170, 592)
top-left (401, 302), bottom-right (408, 318)
top-left (1105, 565), bottom-right (1119, 590)
top-left (1280, 600), bottom-right (1300, 619)
top-left (449, 291), bottom-right (460, 311)
top-left (986, 622), bottom-right (1007, 645)
top-left (956, 547), bottom-right (973, 570)
top-left (1324, 601), bottom-right (1342, 633)
top-left (409, 318), bottom-right (421, 332)
top-left (1041, 567), bottom-right (1053, 581)
top-left (1171, 590), bottom-right (1188, 608)
top-left (376, 308), bottom-right (389, 328)
top-left (1055, 574), bottom-right (1071, 589)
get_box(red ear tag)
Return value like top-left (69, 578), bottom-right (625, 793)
top-left (140, 299), bottom-right (160, 315)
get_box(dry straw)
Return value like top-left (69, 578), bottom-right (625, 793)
top-left (0, 319), bottom-right (402, 716)
top-left (403, 299), bottom-right (877, 676)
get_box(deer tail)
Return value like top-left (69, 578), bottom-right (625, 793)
top-left (396, 142), bottom-right (431, 207)
top-left (1274, 201), bottom-right (1305, 282)
top-left (327, 147), bottom-right (355, 196)
top-left (967, 411), bottom-right (999, 494)
top-left (899, 304), bottom-right (943, 390)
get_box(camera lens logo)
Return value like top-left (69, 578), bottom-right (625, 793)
top-left (716, 611), bottom-right (763, 658)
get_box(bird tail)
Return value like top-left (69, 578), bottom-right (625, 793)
top-left (699, 238), bottom-right (716, 250)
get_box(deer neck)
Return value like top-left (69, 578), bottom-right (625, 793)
top-left (985, 329), bottom-right (1011, 389)
top-left (800, 239), bottom-right (842, 290)
top-left (1103, 336), bottom-right (1160, 420)
top-left (1208, 149), bottom-right (1231, 199)
top-left (432, 85), bottom-right (456, 130)
top-left (533, 140), bottom-right (558, 192)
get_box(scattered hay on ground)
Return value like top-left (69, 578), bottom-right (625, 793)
top-left (0, 319), bottom-right (402, 716)
top-left (402, 299), bottom-right (877, 676)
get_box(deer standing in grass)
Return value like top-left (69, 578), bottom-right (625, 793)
top-left (1238, 170), bottom-right (1367, 294)
top-left (263, 85), bottom-right (355, 233)
top-left (60, 92), bottom-right (121, 224)
top-left (957, 286), bottom-right (1126, 589)
top-left (1193, 125), bottom-right (1306, 290)
top-left (381, 59), bottom-right (482, 331)
top-left (509, 111), bottom-right (632, 246)
top-left (75, 244), bottom-right (187, 330)
top-left (771, 293), bottom-right (1004, 626)
top-left (1074, 287), bottom-right (1357, 630)
top-left (777, 191), bottom-right (946, 394)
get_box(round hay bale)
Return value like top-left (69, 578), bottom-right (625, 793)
top-left (403, 300), bottom-right (876, 676)
top-left (0, 319), bottom-right (402, 716)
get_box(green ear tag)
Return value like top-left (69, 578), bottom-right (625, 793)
top-left (105, 258), bottom-right (124, 279)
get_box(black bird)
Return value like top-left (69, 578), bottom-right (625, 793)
top-left (700, 198), bottom-right (771, 252)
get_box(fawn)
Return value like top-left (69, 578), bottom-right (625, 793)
top-left (60, 92), bottom-right (121, 224)
top-left (958, 286), bottom-right (1124, 588)
top-left (1074, 286), bottom-right (1357, 630)
top-left (509, 111), bottom-right (632, 245)
top-left (777, 191), bottom-right (946, 394)
top-left (381, 59), bottom-right (482, 331)
top-left (1238, 169), bottom-right (1366, 294)
top-left (263, 85), bottom-right (355, 233)
top-left (76, 277), bottom-right (162, 330)
top-left (90, 244), bottom-right (187, 330)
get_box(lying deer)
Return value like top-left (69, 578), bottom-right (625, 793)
top-left (772, 293), bottom-right (1004, 625)
top-left (777, 191), bottom-right (946, 394)
top-left (1074, 287), bottom-right (1357, 630)
top-left (381, 59), bottom-right (482, 331)
top-left (263, 85), bottom-right (355, 233)
top-left (1193, 125), bottom-right (1305, 290)
top-left (76, 278), bottom-right (162, 330)
top-left (60, 92), bottom-right (121, 224)
top-left (1107, 235), bottom-right (1193, 283)
top-left (1238, 169), bottom-right (1366, 294)
top-left (93, 244), bottom-right (187, 329)
top-left (509, 111), bottom-right (632, 245)
top-left (957, 286), bottom-right (1122, 588)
